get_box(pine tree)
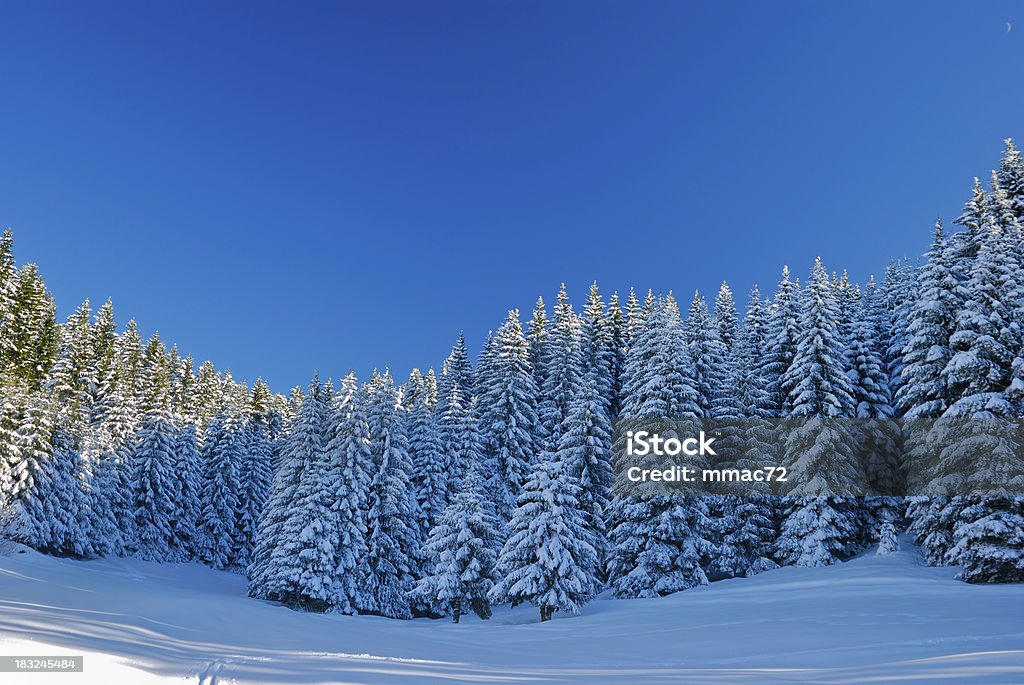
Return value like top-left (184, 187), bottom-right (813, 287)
top-left (607, 296), bottom-right (709, 597)
top-left (712, 282), bottom-right (738, 353)
top-left (942, 199), bottom-right (1023, 412)
top-left (527, 296), bottom-right (549, 392)
top-left (0, 388), bottom-right (82, 556)
top-left (476, 310), bottom-right (539, 523)
top-left (624, 287), bottom-right (643, 347)
top-left (876, 520), bottom-right (900, 556)
top-left (413, 464), bottom-right (500, 622)
top-left (79, 424), bottom-right (127, 558)
top-left (537, 284), bottom-right (583, 449)
top-left (950, 497), bottom-right (1024, 583)
top-left (48, 299), bottom-right (97, 437)
top-left (438, 382), bottom-right (472, 494)
top-left (406, 369), bottom-right (448, 539)
top-left (847, 278), bottom-right (899, 496)
top-left (715, 496), bottom-right (779, 577)
top-left (556, 371), bottom-right (613, 569)
top-left (897, 222), bottom-right (964, 418)
top-left (686, 291), bottom-right (729, 416)
top-left (735, 286), bottom-right (774, 417)
top-left (490, 457), bottom-right (600, 622)
top-left (362, 371), bottom-right (420, 619)
top-left (0, 230), bottom-right (17, 362)
top-left (249, 377), bottom-right (320, 601)
top-left (764, 266), bottom-right (802, 414)
top-left (580, 282), bottom-right (615, 422)
top-left (437, 334), bottom-right (474, 413)
top-left (11, 423), bottom-right (89, 558)
top-left (777, 258), bottom-right (863, 567)
top-left (249, 376), bottom-right (336, 610)
top-left (194, 360), bottom-right (224, 435)
top-left (198, 406), bottom-right (244, 569)
top-left (606, 291), bottom-right (626, 417)
top-left (170, 422), bottom-right (202, 561)
top-left (324, 373), bottom-right (371, 614)
top-left (4, 264), bottom-right (59, 388)
top-left (997, 138), bottom-right (1024, 221)
top-left (881, 260), bottom-right (916, 405)
top-left (126, 404), bottom-right (179, 561)
top-left (237, 380), bottom-right (275, 566)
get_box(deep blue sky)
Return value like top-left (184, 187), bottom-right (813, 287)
top-left (1, 1), bottom-right (1022, 392)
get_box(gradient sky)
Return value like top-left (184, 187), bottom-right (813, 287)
top-left (1, 1), bottom-right (1022, 392)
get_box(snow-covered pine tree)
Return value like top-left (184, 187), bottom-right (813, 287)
top-left (847, 277), bottom-right (902, 535)
top-left (48, 299), bottom-right (97, 437)
top-left (86, 299), bottom-right (118, 426)
top-left (606, 291), bottom-right (626, 417)
top-left (688, 288), bottom-right (739, 573)
top-left (897, 222), bottom-right (963, 419)
top-left (712, 284), bottom-right (781, 577)
top-left (170, 421), bottom-right (202, 561)
top-left (249, 376), bottom-right (336, 611)
top-left (324, 373), bottom-right (371, 614)
top-left (606, 295), bottom-right (710, 597)
top-left (624, 287), bottom-right (643, 347)
top-left (438, 381), bottom-right (473, 498)
top-left (942, 180), bottom-right (1024, 411)
top-left (490, 456), bottom-right (600, 622)
top-left (4, 264), bottom-right (59, 389)
top-left (712, 282), bottom-right (738, 353)
top-left (9, 420), bottom-right (89, 558)
top-left (125, 384), bottom-right (179, 561)
top-left (236, 379), bottom-right (275, 566)
top-left (734, 286), bottom-right (774, 418)
top-left (0, 387), bottom-right (85, 557)
top-left (537, 284), bottom-right (584, 450)
top-left (198, 405), bottom-right (245, 569)
top-left (0, 230), bottom-right (17, 362)
top-left (881, 259), bottom-right (917, 406)
top-left (763, 266), bottom-right (802, 414)
top-left (249, 377), bottom-right (322, 602)
top-left (776, 257), bottom-right (864, 567)
top-left (846, 278), bottom-right (898, 487)
top-left (436, 334), bottom-right (474, 414)
top-left (580, 282), bottom-right (616, 422)
top-left (79, 423), bottom-right (126, 558)
top-left (950, 497), bottom-right (1024, 583)
top-left (997, 138), bottom-right (1024, 221)
top-left (476, 310), bottom-right (539, 524)
top-left (555, 370), bottom-right (613, 571)
top-left (412, 462), bottom-right (500, 622)
top-left (686, 290), bottom-right (729, 417)
top-left (193, 361), bottom-right (224, 437)
top-left (876, 520), bottom-right (900, 556)
top-left (406, 368), bottom-right (448, 539)
top-left (927, 179), bottom-right (1024, 579)
top-left (363, 371), bottom-right (421, 619)
top-left (527, 296), bottom-right (549, 392)
top-left (423, 368), bottom-right (439, 410)
top-left (715, 496), bottom-right (779, 577)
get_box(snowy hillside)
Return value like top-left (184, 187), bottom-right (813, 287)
top-left (1, 542), bottom-right (1022, 684)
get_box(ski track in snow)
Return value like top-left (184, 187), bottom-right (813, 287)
top-left (1, 542), bottom-right (1023, 683)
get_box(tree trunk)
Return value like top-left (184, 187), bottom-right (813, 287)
top-left (540, 605), bottom-right (553, 622)
top-left (452, 606), bottom-right (461, 624)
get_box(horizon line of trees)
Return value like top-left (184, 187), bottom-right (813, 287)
top-left (2, 139), bottom-right (1023, 623)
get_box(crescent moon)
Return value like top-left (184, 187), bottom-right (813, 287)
top-left (1008, 22), bottom-right (1013, 32)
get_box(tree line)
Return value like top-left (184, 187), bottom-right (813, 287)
top-left (1, 139), bottom-right (1023, 623)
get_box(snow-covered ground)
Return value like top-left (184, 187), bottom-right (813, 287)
top-left (1, 541), bottom-right (1022, 684)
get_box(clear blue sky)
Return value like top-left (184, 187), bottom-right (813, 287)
top-left (1, 1), bottom-right (1021, 392)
